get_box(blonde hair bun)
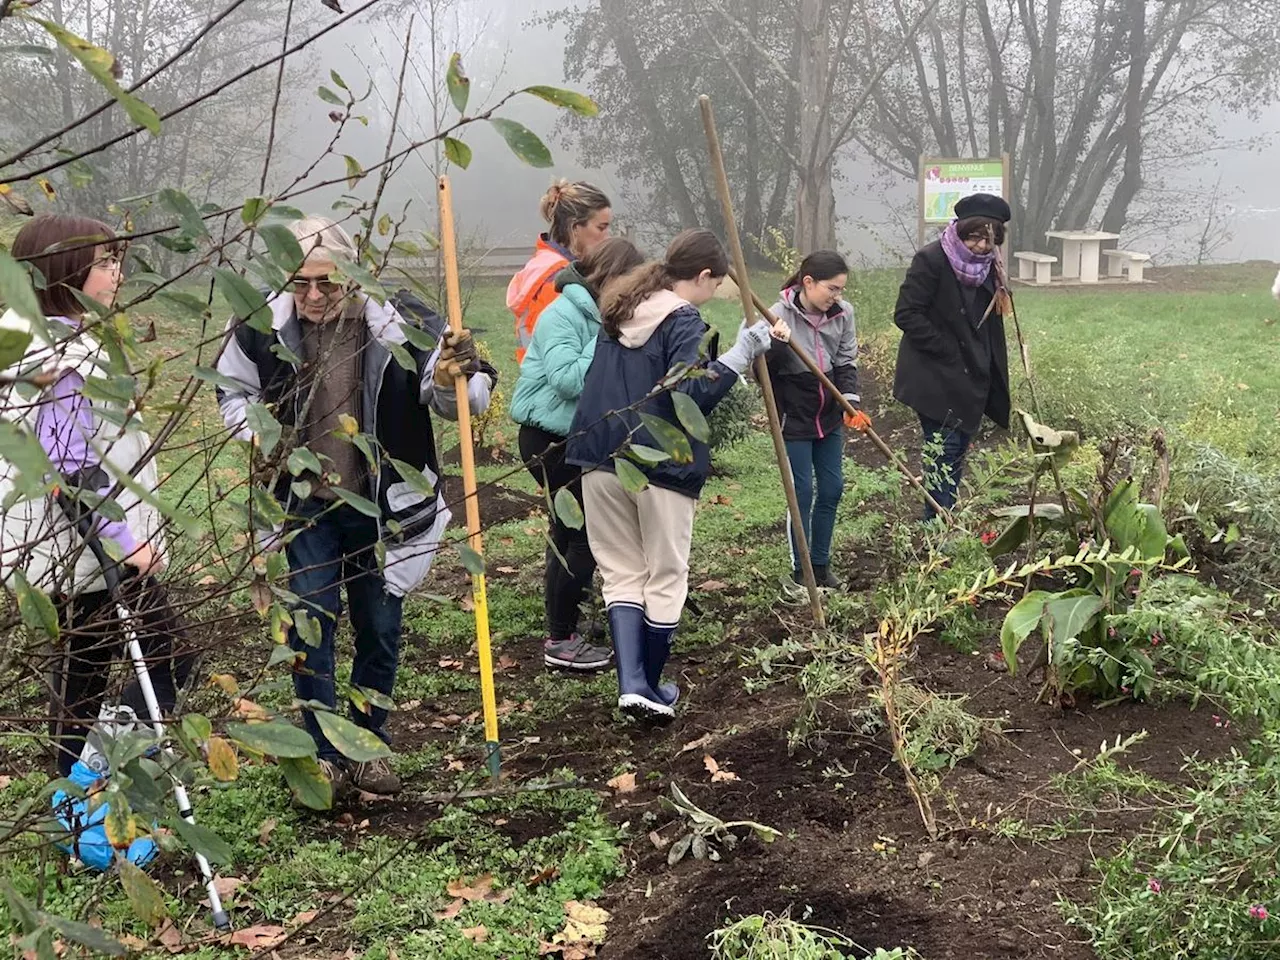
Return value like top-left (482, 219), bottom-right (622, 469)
top-left (539, 179), bottom-right (571, 222)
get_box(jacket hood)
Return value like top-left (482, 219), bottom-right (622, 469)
top-left (618, 289), bottom-right (690, 349)
top-left (553, 262), bottom-right (590, 294)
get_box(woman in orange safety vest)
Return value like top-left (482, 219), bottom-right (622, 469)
top-left (508, 180), bottom-right (612, 363)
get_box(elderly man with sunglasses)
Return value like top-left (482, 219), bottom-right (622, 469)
top-left (215, 216), bottom-right (494, 799)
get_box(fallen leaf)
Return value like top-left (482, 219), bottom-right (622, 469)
top-left (709, 494), bottom-right (734, 506)
top-left (704, 754), bottom-right (739, 783)
top-left (447, 874), bottom-right (495, 902)
top-left (200, 876), bottom-right (245, 907)
top-left (462, 926), bottom-right (489, 943)
top-left (539, 942), bottom-right (596, 959)
top-left (0, 775), bottom-right (10, 790)
top-left (209, 673), bottom-right (239, 695)
top-left (198, 574), bottom-right (219, 586)
top-left (444, 755), bottom-right (465, 772)
top-left (355, 789), bottom-right (390, 804)
top-left (234, 698), bottom-right (270, 721)
top-left (697, 579), bottom-right (728, 592)
top-left (434, 898), bottom-right (465, 920)
top-left (648, 830), bottom-right (669, 850)
top-left (288, 910), bottom-right (318, 927)
top-left (527, 866), bottom-right (561, 888)
top-left (156, 919), bottom-right (184, 953)
top-left (680, 734), bottom-right (713, 754)
top-left (496, 654), bottom-right (518, 672)
top-left (460, 594), bottom-right (475, 612)
top-left (258, 817), bottom-right (278, 845)
top-left (496, 566), bottom-right (518, 574)
top-left (228, 925), bottom-right (287, 950)
top-left (438, 658), bottom-right (464, 671)
top-left (399, 699), bottom-right (422, 710)
top-left (606, 772), bottom-right (636, 794)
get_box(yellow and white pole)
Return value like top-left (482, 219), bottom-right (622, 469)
top-left (437, 175), bottom-right (500, 781)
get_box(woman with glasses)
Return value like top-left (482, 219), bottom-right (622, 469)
top-left (892, 193), bottom-right (1012, 520)
top-left (0, 213), bottom-right (192, 779)
top-left (765, 250), bottom-right (860, 595)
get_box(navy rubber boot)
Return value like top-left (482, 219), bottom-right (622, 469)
top-left (609, 604), bottom-right (673, 720)
top-left (643, 619), bottom-right (680, 707)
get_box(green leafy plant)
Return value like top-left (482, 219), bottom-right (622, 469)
top-left (999, 478), bottom-right (1189, 703)
top-left (661, 783), bottom-right (780, 865)
top-left (1067, 733), bottom-right (1280, 959)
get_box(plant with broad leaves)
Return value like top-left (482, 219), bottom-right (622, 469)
top-left (998, 479), bottom-right (1192, 704)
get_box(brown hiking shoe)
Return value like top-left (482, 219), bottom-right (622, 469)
top-left (351, 756), bottom-right (402, 795)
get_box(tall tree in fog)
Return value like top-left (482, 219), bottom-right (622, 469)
top-left (0, 0), bottom-right (284, 216)
top-left (851, 0), bottom-right (1280, 244)
top-left (547, 0), bottom-right (801, 260)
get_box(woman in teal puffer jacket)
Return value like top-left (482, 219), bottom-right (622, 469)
top-left (510, 237), bottom-right (645, 672)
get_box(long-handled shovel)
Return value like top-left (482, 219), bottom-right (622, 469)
top-left (725, 274), bottom-right (953, 523)
top-left (436, 175), bottom-right (501, 783)
top-left (698, 95), bottom-right (826, 626)
top-left (53, 491), bottom-right (231, 932)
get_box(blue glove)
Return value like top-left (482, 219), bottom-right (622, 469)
top-left (52, 761), bottom-right (157, 872)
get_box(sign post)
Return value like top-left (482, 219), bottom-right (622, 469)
top-left (916, 156), bottom-right (1010, 248)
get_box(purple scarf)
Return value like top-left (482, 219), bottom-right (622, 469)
top-left (940, 221), bottom-right (995, 287)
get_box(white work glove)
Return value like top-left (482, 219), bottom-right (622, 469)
top-left (719, 319), bottom-right (777, 375)
top-left (842, 392), bottom-right (861, 406)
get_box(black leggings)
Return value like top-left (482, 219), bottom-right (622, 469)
top-left (48, 575), bottom-right (195, 776)
top-left (518, 424), bottom-right (597, 640)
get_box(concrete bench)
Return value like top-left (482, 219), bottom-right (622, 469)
top-left (1102, 249), bottom-right (1152, 282)
top-left (1013, 251), bottom-right (1057, 285)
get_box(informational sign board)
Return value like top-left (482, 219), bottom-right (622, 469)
top-left (917, 154), bottom-right (1011, 248)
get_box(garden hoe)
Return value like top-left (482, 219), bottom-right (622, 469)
top-left (54, 490), bottom-right (232, 933)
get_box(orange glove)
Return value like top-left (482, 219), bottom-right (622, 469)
top-left (844, 409), bottom-right (872, 433)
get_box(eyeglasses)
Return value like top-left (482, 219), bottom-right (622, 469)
top-left (289, 276), bottom-right (344, 296)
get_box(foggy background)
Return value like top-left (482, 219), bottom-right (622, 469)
top-left (2, 0), bottom-right (1277, 265)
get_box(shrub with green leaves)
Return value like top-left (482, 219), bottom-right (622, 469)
top-left (1068, 738), bottom-right (1280, 959)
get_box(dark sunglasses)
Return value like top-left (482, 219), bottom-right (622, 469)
top-left (288, 276), bottom-right (345, 296)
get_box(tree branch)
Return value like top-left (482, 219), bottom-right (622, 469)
top-left (0, 0), bottom-right (253, 172)
top-left (1, 0), bottom-right (388, 186)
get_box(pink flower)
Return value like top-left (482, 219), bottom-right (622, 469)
top-left (1249, 904), bottom-right (1268, 921)
top-left (1108, 627), bottom-right (1118, 639)
top-left (1129, 568), bottom-right (1142, 578)
top-left (1148, 878), bottom-right (1162, 894)
top-left (1150, 632), bottom-right (1163, 647)
top-left (980, 530), bottom-right (998, 546)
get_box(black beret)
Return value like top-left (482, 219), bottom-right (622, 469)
top-left (954, 193), bottom-right (1011, 223)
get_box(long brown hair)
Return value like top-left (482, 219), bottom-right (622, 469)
top-left (540, 179), bottom-right (611, 250)
top-left (599, 229), bottom-right (727, 338)
top-left (11, 214), bottom-right (117, 317)
top-left (577, 237), bottom-right (644, 301)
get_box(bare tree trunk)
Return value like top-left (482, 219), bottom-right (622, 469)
top-left (794, 0), bottom-right (836, 253)
top-left (1102, 0), bottom-right (1147, 234)
top-left (600, 0), bottom-right (701, 228)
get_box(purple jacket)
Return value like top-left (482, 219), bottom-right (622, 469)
top-left (34, 318), bottom-right (135, 555)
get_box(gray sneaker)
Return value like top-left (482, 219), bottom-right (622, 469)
top-left (351, 756), bottom-right (402, 795)
top-left (544, 634), bottom-right (613, 672)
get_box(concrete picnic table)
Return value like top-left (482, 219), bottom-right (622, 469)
top-left (1045, 230), bottom-right (1120, 283)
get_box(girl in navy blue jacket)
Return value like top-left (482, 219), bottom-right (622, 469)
top-left (567, 229), bottom-right (789, 719)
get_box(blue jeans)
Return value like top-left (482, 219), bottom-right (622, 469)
top-left (919, 416), bottom-right (972, 520)
top-left (286, 499), bottom-right (403, 761)
top-left (785, 428), bottom-right (844, 568)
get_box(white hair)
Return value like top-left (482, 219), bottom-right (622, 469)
top-left (288, 215), bottom-right (357, 264)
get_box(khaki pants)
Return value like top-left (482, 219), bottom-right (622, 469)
top-left (582, 470), bottom-right (696, 626)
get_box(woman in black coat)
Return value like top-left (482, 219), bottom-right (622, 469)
top-left (893, 193), bottom-right (1012, 519)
